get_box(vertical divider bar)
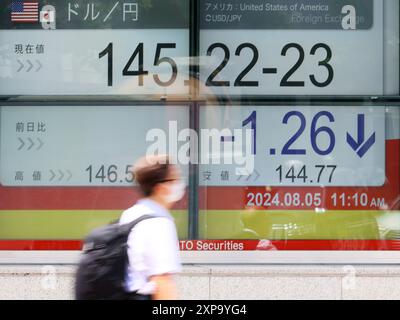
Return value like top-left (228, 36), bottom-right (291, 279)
top-left (188, 0), bottom-right (200, 240)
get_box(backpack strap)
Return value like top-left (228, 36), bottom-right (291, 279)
top-left (119, 214), bottom-right (160, 237)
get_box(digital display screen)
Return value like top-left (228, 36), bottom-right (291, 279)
top-left (199, 105), bottom-right (386, 187)
top-left (0, 0), bottom-right (190, 96)
top-left (0, 105), bottom-right (190, 186)
top-left (0, 1), bottom-right (399, 253)
top-left (0, 104), bottom-right (190, 245)
top-left (197, 106), bottom-right (399, 250)
top-left (199, 0), bottom-right (399, 96)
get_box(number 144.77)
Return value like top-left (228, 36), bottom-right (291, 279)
top-left (276, 165), bottom-right (337, 184)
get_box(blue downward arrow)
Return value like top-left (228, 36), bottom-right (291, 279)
top-left (346, 114), bottom-right (376, 158)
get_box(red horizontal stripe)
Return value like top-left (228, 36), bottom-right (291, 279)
top-left (0, 240), bottom-right (399, 251)
top-left (179, 240), bottom-right (400, 251)
top-left (0, 240), bottom-right (82, 250)
top-left (200, 139), bottom-right (400, 210)
top-left (199, 186), bottom-right (399, 210)
top-left (0, 140), bottom-right (398, 210)
top-left (0, 186), bottom-right (188, 210)
top-left (0, 187), bottom-right (141, 210)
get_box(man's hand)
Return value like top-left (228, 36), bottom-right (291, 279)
top-left (150, 274), bottom-right (179, 300)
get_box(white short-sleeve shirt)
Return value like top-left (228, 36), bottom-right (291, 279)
top-left (119, 198), bottom-right (182, 294)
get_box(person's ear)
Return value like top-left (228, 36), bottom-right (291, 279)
top-left (154, 183), bottom-right (166, 196)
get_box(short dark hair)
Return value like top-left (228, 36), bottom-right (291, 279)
top-left (133, 155), bottom-right (172, 196)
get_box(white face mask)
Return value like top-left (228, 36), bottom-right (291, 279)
top-left (165, 180), bottom-right (186, 203)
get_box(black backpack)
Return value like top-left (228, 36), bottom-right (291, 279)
top-left (75, 215), bottom-right (156, 300)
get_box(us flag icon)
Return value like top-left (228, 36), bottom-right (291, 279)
top-left (11, 1), bottom-right (39, 23)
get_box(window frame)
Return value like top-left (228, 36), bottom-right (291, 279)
top-left (0, 0), bottom-right (399, 264)
top-left (1, 251), bottom-right (400, 265)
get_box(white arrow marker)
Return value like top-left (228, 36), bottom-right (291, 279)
top-left (26, 60), bottom-right (33, 72)
top-left (36, 60), bottom-right (42, 72)
top-left (18, 137), bottom-right (25, 150)
top-left (244, 170), bottom-right (259, 181)
top-left (17, 59), bottom-right (24, 72)
top-left (37, 138), bottom-right (44, 150)
top-left (27, 138), bottom-right (34, 150)
top-left (49, 170), bottom-right (56, 181)
top-left (66, 170), bottom-right (72, 181)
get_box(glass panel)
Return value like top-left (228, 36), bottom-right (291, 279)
top-left (198, 104), bottom-right (400, 250)
top-left (0, 0), bottom-right (399, 256)
top-left (199, 0), bottom-right (399, 96)
top-left (0, 0), bottom-right (190, 97)
top-left (0, 104), bottom-right (190, 249)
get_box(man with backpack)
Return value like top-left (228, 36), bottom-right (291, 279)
top-left (120, 155), bottom-right (184, 300)
top-left (75, 155), bottom-right (184, 300)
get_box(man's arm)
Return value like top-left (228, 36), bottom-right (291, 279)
top-left (144, 218), bottom-right (181, 300)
